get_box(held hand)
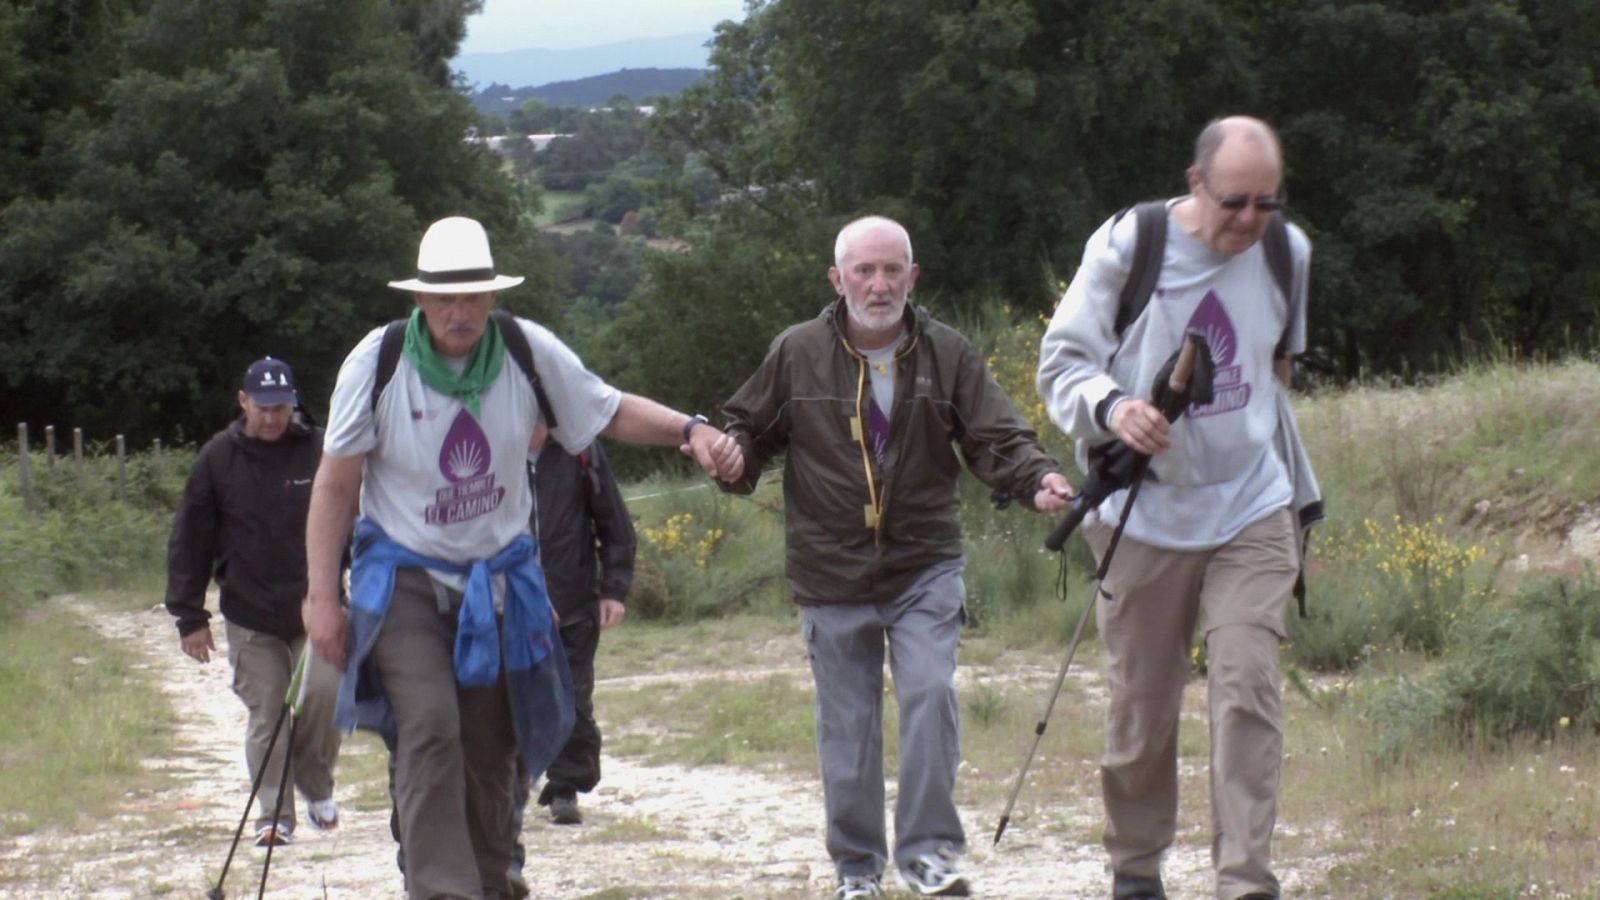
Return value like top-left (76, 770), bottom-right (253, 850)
top-left (180, 626), bottom-right (216, 664)
top-left (1110, 398), bottom-right (1172, 456)
top-left (682, 426), bottom-right (745, 482)
top-left (1032, 472), bottom-right (1076, 513)
top-left (598, 598), bottom-right (626, 630)
top-left (302, 593), bottom-right (349, 672)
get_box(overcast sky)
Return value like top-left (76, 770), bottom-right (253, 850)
top-left (459, 0), bottom-right (750, 54)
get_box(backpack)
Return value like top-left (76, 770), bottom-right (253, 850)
top-left (370, 308), bottom-right (558, 430)
top-left (1112, 200), bottom-right (1319, 616)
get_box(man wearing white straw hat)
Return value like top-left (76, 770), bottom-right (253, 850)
top-left (302, 216), bottom-right (743, 899)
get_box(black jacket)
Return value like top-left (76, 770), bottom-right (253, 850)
top-left (164, 415), bottom-right (322, 640)
top-left (530, 441), bottom-right (635, 620)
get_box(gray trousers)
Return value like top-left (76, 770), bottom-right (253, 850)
top-left (802, 556), bottom-right (967, 879)
top-left (224, 621), bottom-right (341, 832)
top-left (372, 568), bottom-right (519, 900)
top-left (1085, 507), bottom-right (1299, 900)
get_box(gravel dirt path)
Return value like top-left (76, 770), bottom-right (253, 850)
top-left (0, 598), bottom-right (1341, 898)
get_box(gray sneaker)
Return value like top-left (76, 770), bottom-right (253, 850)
top-left (899, 847), bottom-right (969, 896)
top-left (834, 874), bottom-right (883, 899)
top-left (549, 793), bottom-right (582, 825)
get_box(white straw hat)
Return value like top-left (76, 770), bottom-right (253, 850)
top-left (387, 216), bottom-right (525, 293)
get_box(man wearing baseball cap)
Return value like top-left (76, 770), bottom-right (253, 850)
top-left (166, 357), bottom-right (344, 848)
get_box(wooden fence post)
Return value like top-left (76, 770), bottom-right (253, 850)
top-left (116, 434), bottom-right (128, 504)
top-left (17, 423), bottom-right (36, 514)
top-left (45, 425), bottom-right (56, 469)
top-left (73, 428), bottom-right (84, 474)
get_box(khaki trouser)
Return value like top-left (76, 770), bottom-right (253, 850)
top-left (225, 621), bottom-right (342, 832)
top-left (1085, 507), bottom-right (1299, 900)
top-left (373, 568), bottom-right (519, 900)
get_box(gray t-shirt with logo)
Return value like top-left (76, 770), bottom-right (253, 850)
top-left (1039, 202), bottom-right (1311, 550)
top-left (324, 315), bottom-right (620, 576)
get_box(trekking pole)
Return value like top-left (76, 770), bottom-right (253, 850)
top-left (208, 700), bottom-right (290, 900)
top-left (256, 650), bottom-right (312, 899)
top-left (994, 333), bottom-right (1209, 847)
top-left (992, 476), bottom-right (1145, 847)
top-left (208, 649), bottom-right (313, 900)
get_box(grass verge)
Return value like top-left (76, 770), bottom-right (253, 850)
top-left (0, 592), bottom-right (172, 839)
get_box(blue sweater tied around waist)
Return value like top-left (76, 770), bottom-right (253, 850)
top-left (336, 517), bottom-right (575, 777)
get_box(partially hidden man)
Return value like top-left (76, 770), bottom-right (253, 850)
top-left (166, 357), bottom-right (342, 849)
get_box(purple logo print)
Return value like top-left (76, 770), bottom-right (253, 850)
top-left (1185, 291), bottom-right (1249, 417)
top-left (424, 410), bottom-right (505, 525)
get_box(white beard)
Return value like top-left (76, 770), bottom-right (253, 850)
top-left (845, 293), bottom-right (907, 335)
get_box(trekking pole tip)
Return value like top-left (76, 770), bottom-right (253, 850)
top-left (992, 815), bottom-right (1009, 847)
top-left (206, 888), bottom-right (225, 900)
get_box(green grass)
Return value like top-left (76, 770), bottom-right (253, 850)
top-left (532, 189), bottom-right (589, 227)
top-left (0, 592), bottom-right (172, 838)
top-left (6, 355), bottom-right (1600, 893)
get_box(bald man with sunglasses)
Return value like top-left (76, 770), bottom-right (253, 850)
top-left (1036, 116), bottom-right (1310, 900)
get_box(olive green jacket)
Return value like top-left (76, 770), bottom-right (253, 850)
top-left (720, 300), bottom-right (1062, 605)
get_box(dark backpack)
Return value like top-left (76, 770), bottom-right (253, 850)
top-left (370, 308), bottom-right (558, 429)
top-left (1113, 200), bottom-right (1295, 361)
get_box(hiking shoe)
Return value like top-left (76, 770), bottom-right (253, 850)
top-left (899, 847), bottom-right (969, 896)
top-left (1112, 872), bottom-right (1166, 900)
top-left (834, 873), bottom-right (883, 899)
top-left (549, 793), bottom-right (582, 826)
top-left (254, 823), bottom-right (293, 848)
top-left (306, 797), bottom-right (339, 832)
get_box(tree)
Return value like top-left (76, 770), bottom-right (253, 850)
top-left (0, 0), bottom-right (551, 440)
top-left (1251, 0), bottom-right (1600, 374)
top-left (657, 0), bottom-right (1260, 308)
top-left (538, 108), bottom-right (653, 192)
top-left (656, 0), bottom-right (1600, 379)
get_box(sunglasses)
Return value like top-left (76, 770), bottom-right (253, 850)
top-left (1202, 181), bottom-right (1284, 213)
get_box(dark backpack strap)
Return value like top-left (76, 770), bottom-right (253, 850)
top-left (490, 308), bottom-right (558, 431)
top-left (1113, 201), bottom-right (1171, 337)
top-left (1262, 213), bottom-right (1294, 360)
top-left (370, 319), bottom-right (408, 413)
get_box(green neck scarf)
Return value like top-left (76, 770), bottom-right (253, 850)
top-left (402, 307), bottom-right (506, 418)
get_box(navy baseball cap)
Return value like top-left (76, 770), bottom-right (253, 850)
top-left (242, 357), bottom-right (298, 407)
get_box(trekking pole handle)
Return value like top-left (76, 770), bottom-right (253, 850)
top-left (1043, 494), bottom-right (1091, 553)
top-left (1169, 332), bottom-right (1200, 395)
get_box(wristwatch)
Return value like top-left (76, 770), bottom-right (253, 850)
top-left (682, 414), bottom-right (710, 443)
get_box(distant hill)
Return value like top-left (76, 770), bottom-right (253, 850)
top-left (470, 68), bottom-right (705, 116)
top-left (454, 33), bottom-right (712, 90)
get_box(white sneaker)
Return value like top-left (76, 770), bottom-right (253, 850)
top-left (305, 797), bottom-right (338, 832)
top-left (834, 874), bottom-right (883, 899)
top-left (900, 846), bottom-right (969, 896)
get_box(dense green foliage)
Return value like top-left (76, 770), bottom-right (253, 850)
top-left (0, 0), bottom-right (554, 440)
top-left (3, 0), bottom-right (1598, 464)
top-left (653, 0), bottom-right (1600, 386)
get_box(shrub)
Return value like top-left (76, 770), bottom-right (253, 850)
top-left (628, 479), bottom-right (788, 621)
top-left (1295, 516), bottom-right (1488, 670)
top-left (1363, 576), bottom-right (1600, 762)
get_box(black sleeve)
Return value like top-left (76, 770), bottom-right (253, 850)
top-left (585, 442), bottom-right (636, 603)
top-left (164, 440), bottom-right (221, 636)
